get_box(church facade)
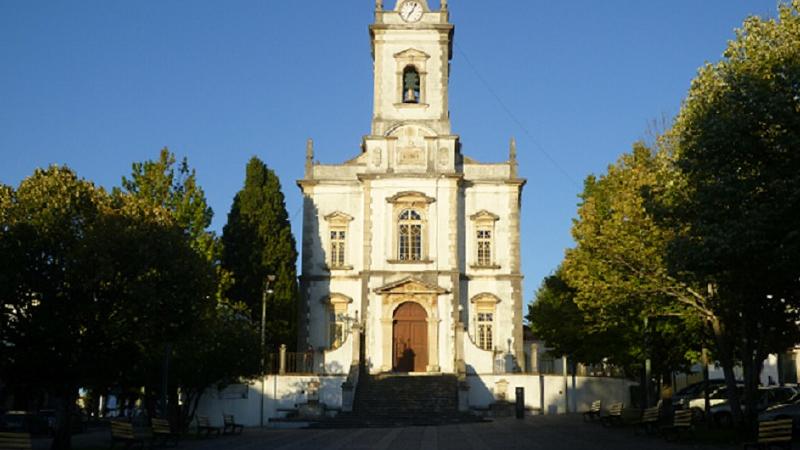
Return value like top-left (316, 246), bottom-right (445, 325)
top-left (298, 0), bottom-right (525, 375)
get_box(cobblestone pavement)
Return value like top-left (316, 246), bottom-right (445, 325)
top-left (56, 415), bottom-right (739, 450)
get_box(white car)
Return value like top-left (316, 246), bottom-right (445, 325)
top-left (759, 391), bottom-right (800, 428)
top-left (711, 386), bottom-right (797, 427)
top-left (686, 385), bottom-right (743, 421)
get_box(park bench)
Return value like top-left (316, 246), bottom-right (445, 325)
top-left (222, 414), bottom-right (244, 435)
top-left (661, 409), bottom-right (693, 442)
top-left (600, 402), bottom-right (624, 427)
top-left (0, 432), bottom-right (31, 450)
top-left (110, 420), bottom-right (145, 449)
top-left (637, 405), bottom-right (661, 435)
top-left (743, 418), bottom-right (793, 450)
top-left (583, 400), bottom-right (602, 422)
top-left (150, 418), bottom-right (179, 447)
top-left (196, 415), bottom-right (221, 437)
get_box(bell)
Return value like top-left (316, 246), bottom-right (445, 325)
top-left (404, 88), bottom-right (418, 103)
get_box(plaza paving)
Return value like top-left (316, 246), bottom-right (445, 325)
top-left (60, 415), bottom-right (738, 450)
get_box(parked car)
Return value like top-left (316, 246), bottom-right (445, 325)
top-left (711, 386), bottom-right (798, 427)
top-left (759, 393), bottom-right (800, 429)
top-left (672, 379), bottom-right (729, 409)
top-left (686, 385), bottom-right (744, 421)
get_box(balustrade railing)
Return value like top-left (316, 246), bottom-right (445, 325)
top-left (262, 346), bottom-right (316, 375)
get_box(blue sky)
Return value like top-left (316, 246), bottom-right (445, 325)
top-left (0, 1), bottom-right (782, 306)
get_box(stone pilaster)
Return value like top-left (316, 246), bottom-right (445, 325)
top-left (427, 316), bottom-right (441, 372)
top-left (380, 317), bottom-right (393, 372)
top-left (508, 182), bottom-right (524, 365)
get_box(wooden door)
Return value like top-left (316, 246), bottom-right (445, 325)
top-left (393, 302), bottom-right (428, 372)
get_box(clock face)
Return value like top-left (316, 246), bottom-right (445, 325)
top-left (400, 1), bottom-right (424, 22)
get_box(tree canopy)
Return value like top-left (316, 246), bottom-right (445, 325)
top-left (221, 157), bottom-right (298, 350)
top-left (529, 1), bottom-right (800, 429)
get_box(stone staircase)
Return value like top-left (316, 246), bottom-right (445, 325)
top-left (305, 373), bottom-right (484, 428)
top-left (354, 373), bottom-right (460, 419)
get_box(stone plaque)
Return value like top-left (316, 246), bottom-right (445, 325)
top-left (398, 147), bottom-right (425, 165)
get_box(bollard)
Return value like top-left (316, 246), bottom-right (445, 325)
top-left (516, 387), bottom-right (525, 419)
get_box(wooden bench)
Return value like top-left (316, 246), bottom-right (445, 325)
top-left (600, 402), bottom-right (624, 427)
top-left (0, 432), bottom-right (31, 450)
top-left (196, 415), bottom-right (221, 437)
top-left (743, 419), bottom-right (793, 450)
top-left (222, 414), bottom-right (244, 435)
top-left (110, 420), bottom-right (145, 449)
top-left (638, 405), bottom-right (660, 435)
top-left (661, 409), bottom-right (693, 441)
top-left (583, 400), bottom-right (602, 422)
top-left (150, 418), bottom-right (179, 447)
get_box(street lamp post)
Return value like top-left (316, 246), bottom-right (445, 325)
top-left (260, 275), bottom-right (276, 427)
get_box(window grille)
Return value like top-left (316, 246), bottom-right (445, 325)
top-left (477, 229), bottom-right (492, 266)
top-left (398, 210), bottom-right (423, 261)
top-left (477, 312), bottom-right (494, 351)
top-left (330, 229), bottom-right (346, 267)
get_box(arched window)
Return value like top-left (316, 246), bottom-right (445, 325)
top-left (398, 209), bottom-right (423, 261)
top-left (402, 66), bottom-right (421, 104)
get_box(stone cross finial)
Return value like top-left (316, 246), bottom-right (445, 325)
top-left (305, 138), bottom-right (314, 179)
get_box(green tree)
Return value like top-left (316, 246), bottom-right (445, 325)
top-left (660, 0), bottom-right (800, 425)
top-left (221, 157), bottom-right (298, 350)
top-left (120, 149), bottom-right (263, 426)
top-left (554, 144), bottom-right (700, 382)
top-left (0, 166), bottom-right (213, 449)
top-left (120, 147), bottom-right (215, 260)
top-left (527, 270), bottom-right (636, 372)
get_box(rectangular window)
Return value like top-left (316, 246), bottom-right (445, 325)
top-left (330, 229), bottom-right (346, 267)
top-left (477, 312), bottom-right (494, 351)
top-left (399, 224), bottom-right (422, 261)
top-left (477, 229), bottom-right (492, 266)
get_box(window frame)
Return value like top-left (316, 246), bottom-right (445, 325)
top-left (323, 211), bottom-right (354, 271)
top-left (476, 310), bottom-right (494, 351)
top-left (470, 293), bottom-right (501, 352)
top-left (386, 191), bottom-right (435, 264)
top-left (469, 210), bottom-right (500, 269)
top-left (329, 227), bottom-right (347, 268)
top-left (398, 209), bottom-right (423, 261)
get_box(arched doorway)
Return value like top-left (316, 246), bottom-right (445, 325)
top-left (393, 302), bottom-right (428, 372)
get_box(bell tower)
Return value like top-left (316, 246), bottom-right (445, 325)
top-left (370, 0), bottom-right (454, 137)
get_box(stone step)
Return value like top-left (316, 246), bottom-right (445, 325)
top-left (354, 374), bottom-right (460, 418)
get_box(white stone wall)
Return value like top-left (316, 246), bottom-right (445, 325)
top-left (195, 375), bottom-right (348, 427)
top-left (466, 374), bottom-right (636, 415)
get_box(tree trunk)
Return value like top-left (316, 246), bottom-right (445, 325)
top-left (50, 385), bottom-right (77, 450)
top-left (741, 343), bottom-right (767, 438)
top-left (710, 317), bottom-right (743, 425)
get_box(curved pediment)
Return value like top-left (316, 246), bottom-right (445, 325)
top-left (321, 293), bottom-right (354, 305)
top-left (470, 292), bottom-right (501, 304)
top-left (386, 191), bottom-right (436, 205)
top-left (375, 276), bottom-right (448, 295)
top-left (324, 211), bottom-right (355, 223)
top-left (393, 48), bottom-right (431, 61)
top-left (469, 210), bottom-right (500, 222)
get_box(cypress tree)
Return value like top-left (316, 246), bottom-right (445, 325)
top-left (221, 157), bottom-right (298, 350)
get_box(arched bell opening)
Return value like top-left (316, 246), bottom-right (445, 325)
top-left (402, 65), bottom-right (421, 104)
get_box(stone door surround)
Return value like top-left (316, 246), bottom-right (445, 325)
top-left (375, 277), bottom-right (447, 373)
